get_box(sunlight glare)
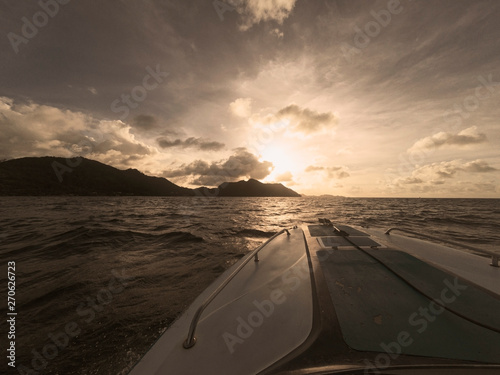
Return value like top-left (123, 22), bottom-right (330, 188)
top-left (259, 141), bottom-right (303, 181)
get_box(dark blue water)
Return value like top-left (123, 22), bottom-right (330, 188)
top-left (0, 197), bottom-right (499, 374)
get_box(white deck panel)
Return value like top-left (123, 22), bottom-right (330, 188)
top-left (364, 227), bottom-right (500, 296)
top-left (129, 227), bottom-right (313, 375)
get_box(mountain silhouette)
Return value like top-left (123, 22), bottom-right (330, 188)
top-left (0, 157), bottom-right (300, 197)
top-left (195, 179), bottom-right (300, 197)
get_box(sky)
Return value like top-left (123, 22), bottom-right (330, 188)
top-left (1, 0), bottom-right (499, 197)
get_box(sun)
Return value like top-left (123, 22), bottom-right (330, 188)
top-left (259, 141), bottom-right (302, 182)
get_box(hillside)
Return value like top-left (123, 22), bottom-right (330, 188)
top-left (0, 157), bottom-right (192, 196)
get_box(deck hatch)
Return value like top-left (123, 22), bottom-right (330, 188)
top-left (308, 225), bottom-right (369, 237)
top-left (317, 248), bottom-right (500, 364)
top-left (318, 236), bottom-right (381, 248)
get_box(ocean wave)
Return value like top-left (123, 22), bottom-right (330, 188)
top-left (19, 227), bottom-right (205, 257)
top-left (234, 229), bottom-right (276, 238)
top-left (19, 281), bottom-right (90, 311)
top-left (152, 224), bottom-right (171, 231)
top-left (166, 212), bottom-right (203, 219)
top-left (157, 231), bottom-right (204, 243)
top-left (50, 204), bottom-right (68, 211)
top-left (425, 216), bottom-right (485, 226)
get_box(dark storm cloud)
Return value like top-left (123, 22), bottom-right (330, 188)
top-left (2, 0), bottom-right (500, 127)
top-left (163, 148), bottom-right (273, 186)
top-left (157, 136), bottom-right (225, 151)
top-left (0, 0), bottom-right (289, 122)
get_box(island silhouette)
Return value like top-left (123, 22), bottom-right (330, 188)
top-left (0, 157), bottom-right (301, 197)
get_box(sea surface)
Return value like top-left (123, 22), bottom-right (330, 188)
top-left (1, 196), bottom-right (499, 375)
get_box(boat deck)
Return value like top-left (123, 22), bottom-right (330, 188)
top-left (128, 222), bottom-right (500, 375)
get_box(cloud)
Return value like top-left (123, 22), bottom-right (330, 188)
top-left (157, 137), bottom-right (225, 151)
top-left (431, 180), bottom-right (446, 185)
top-left (420, 159), bottom-right (497, 179)
top-left (276, 104), bottom-right (337, 134)
top-left (270, 28), bottom-right (284, 38)
top-left (411, 161), bottom-right (461, 180)
top-left (0, 97), bottom-right (153, 166)
top-left (131, 115), bottom-right (160, 132)
top-left (408, 126), bottom-right (487, 153)
top-left (395, 176), bottom-right (424, 185)
top-left (229, 98), bottom-right (253, 118)
top-left (253, 104), bottom-right (337, 134)
top-left (305, 165), bottom-right (350, 179)
top-left (463, 159), bottom-right (498, 173)
top-left (433, 161), bottom-right (461, 178)
top-left (162, 148), bottom-right (273, 186)
top-left (275, 171), bottom-right (293, 182)
top-left (393, 159), bottom-right (498, 187)
top-left (232, 0), bottom-right (297, 31)
top-left (305, 166), bottom-right (324, 172)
